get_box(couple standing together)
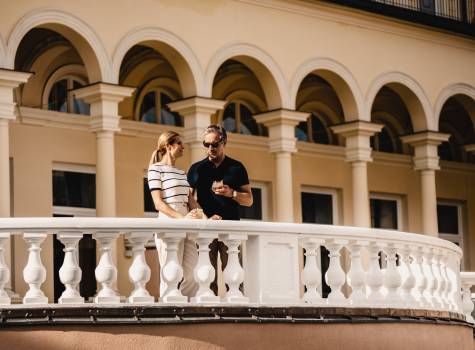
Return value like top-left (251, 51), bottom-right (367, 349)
top-left (147, 124), bottom-right (253, 296)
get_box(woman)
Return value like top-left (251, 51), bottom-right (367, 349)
top-left (147, 131), bottom-right (214, 297)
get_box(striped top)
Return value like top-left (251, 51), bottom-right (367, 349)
top-left (147, 163), bottom-right (190, 204)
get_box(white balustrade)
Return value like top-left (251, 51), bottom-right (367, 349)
top-left (220, 234), bottom-right (249, 304)
top-left (325, 239), bottom-right (348, 305)
top-left (460, 272), bottom-right (475, 324)
top-left (94, 232), bottom-right (120, 304)
top-left (0, 233), bottom-right (11, 304)
top-left (23, 233), bottom-right (48, 304)
top-left (126, 232), bottom-right (154, 304)
top-left (158, 232), bottom-right (187, 303)
top-left (190, 232), bottom-right (220, 304)
top-left (347, 240), bottom-right (368, 305)
top-left (300, 237), bottom-right (325, 305)
top-left (0, 218), bottom-right (468, 314)
top-left (57, 232), bottom-right (84, 304)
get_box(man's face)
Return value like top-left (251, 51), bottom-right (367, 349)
top-left (203, 132), bottom-right (225, 162)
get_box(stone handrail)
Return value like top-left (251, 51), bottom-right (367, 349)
top-left (0, 217), bottom-right (472, 323)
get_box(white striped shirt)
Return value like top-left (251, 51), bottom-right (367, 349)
top-left (147, 163), bottom-right (190, 204)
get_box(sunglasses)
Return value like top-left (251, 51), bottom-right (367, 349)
top-left (203, 140), bottom-right (223, 148)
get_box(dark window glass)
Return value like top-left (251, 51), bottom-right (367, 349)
top-left (140, 91), bottom-right (157, 123)
top-left (301, 192), bottom-right (333, 225)
top-left (222, 103), bottom-right (237, 133)
top-left (72, 80), bottom-right (90, 115)
top-left (437, 204), bottom-right (459, 234)
top-left (53, 170), bottom-right (96, 208)
top-left (48, 79), bottom-right (68, 112)
top-left (311, 115), bottom-right (329, 145)
top-left (239, 104), bottom-right (258, 135)
top-left (296, 121), bottom-right (309, 142)
top-left (144, 178), bottom-right (157, 213)
top-left (240, 187), bottom-right (262, 220)
top-left (378, 127), bottom-right (395, 153)
top-left (438, 142), bottom-right (454, 161)
top-left (301, 191), bottom-right (333, 298)
top-left (370, 198), bottom-right (398, 229)
top-left (160, 93), bottom-right (182, 126)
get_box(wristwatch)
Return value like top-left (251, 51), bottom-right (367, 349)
top-left (232, 190), bottom-right (238, 200)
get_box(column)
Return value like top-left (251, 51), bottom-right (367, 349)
top-left (74, 83), bottom-right (135, 217)
top-left (401, 132), bottom-right (450, 236)
top-left (168, 97), bottom-right (226, 163)
top-left (254, 109), bottom-right (309, 222)
top-left (331, 121), bottom-right (383, 227)
top-left (0, 69), bottom-right (32, 300)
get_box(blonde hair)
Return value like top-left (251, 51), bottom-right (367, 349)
top-left (149, 131), bottom-right (181, 165)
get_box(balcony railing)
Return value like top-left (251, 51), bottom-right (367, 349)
top-left (321, 0), bottom-right (475, 36)
top-left (0, 218), bottom-right (473, 324)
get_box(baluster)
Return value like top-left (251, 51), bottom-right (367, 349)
top-left (383, 244), bottom-right (402, 307)
top-left (444, 254), bottom-right (458, 311)
top-left (450, 255), bottom-right (463, 312)
top-left (399, 244), bottom-right (416, 308)
top-left (438, 250), bottom-right (450, 309)
top-left (325, 239), bottom-right (348, 305)
top-left (23, 233), bottom-right (48, 304)
top-left (299, 237), bottom-right (325, 304)
top-left (190, 232), bottom-right (220, 303)
top-left (347, 240), bottom-right (368, 305)
top-left (94, 232), bottom-right (120, 304)
top-left (460, 272), bottom-right (475, 324)
top-left (366, 242), bottom-right (386, 307)
top-left (58, 232), bottom-right (84, 304)
top-left (430, 249), bottom-right (443, 310)
top-left (158, 232), bottom-right (187, 303)
top-left (126, 232), bottom-right (154, 304)
top-left (220, 234), bottom-right (249, 304)
top-left (422, 248), bottom-right (435, 309)
top-left (411, 246), bottom-right (427, 308)
top-left (0, 233), bottom-right (11, 304)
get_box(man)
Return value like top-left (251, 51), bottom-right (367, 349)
top-left (187, 124), bottom-right (253, 293)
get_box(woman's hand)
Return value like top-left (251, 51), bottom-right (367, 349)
top-left (185, 208), bottom-right (207, 219)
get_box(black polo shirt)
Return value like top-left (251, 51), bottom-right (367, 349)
top-left (187, 156), bottom-right (249, 220)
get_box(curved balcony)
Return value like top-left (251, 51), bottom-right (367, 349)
top-left (0, 218), bottom-right (473, 327)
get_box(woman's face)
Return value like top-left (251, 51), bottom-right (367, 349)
top-left (168, 137), bottom-right (184, 158)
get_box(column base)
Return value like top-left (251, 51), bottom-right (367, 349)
top-left (223, 296), bottom-right (249, 304)
top-left (94, 296), bottom-right (121, 304)
top-left (59, 296), bottom-right (85, 304)
top-left (128, 296), bottom-right (155, 304)
top-left (0, 297), bottom-right (11, 305)
top-left (191, 295), bottom-right (220, 304)
top-left (23, 296), bottom-right (48, 304)
top-left (160, 295), bottom-right (188, 304)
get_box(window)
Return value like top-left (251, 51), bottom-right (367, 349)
top-left (296, 114), bottom-right (331, 145)
top-left (240, 182), bottom-right (269, 221)
top-left (221, 101), bottom-right (267, 136)
top-left (48, 77), bottom-right (90, 115)
top-left (370, 194), bottom-right (403, 230)
top-left (301, 187), bottom-right (340, 298)
top-left (52, 164), bottom-right (96, 303)
top-left (138, 90), bottom-right (182, 126)
top-left (437, 201), bottom-right (464, 249)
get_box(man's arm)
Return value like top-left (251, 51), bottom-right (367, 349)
top-left (213, 183), bottom-right (253, 207)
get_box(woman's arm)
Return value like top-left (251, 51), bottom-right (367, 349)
top-left (151, 190), bottom-right (185, 218)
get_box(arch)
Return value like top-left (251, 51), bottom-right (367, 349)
top-left (0, 34), bottom-right (6, 68)
top-left (366, 72), bottom-right (433, 131)
top-left (42, 64), bottom-right (87, 109)
top-left (290, 58), bottom-right (364, 121)
top-left (434, 83), bottom-right (475, 128)
top-left (6, 8), bottom-right (111, 82)
top-left (205, 42), bottom-right (289, 109)
top-left (112, 27), bottom-right (203, 97)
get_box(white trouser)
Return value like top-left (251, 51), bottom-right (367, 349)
top-left (155, 202), bottom-right (198, 297)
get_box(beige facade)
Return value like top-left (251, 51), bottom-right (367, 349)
top-left (0, 0), bottom-right (474, 301)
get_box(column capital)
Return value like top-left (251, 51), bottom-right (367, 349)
top-left (74, 83), bottom-right (135, 133)
top-left (254, 109), bottom-right (309, 153)
top-left (401, 131), bottom-right (450, 171)
top-left (0, 69), bottom-right (32, 122)
top-left (168, 96), bottom-right (226, 116)
top-left (331, 121), bottom-right (383, 163)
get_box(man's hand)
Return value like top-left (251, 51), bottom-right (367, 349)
top-left (213, 183), bottom-right (233, 198)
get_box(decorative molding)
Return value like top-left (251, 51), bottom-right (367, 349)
top-left (6, 8), bottom-right (113, 82)
top-left (401, 131), bottom-right (450, 171)
top-left (289, 57), bottom-right (364, 120)
top-left (111, 26), bottom-right (203, 97)
top-left (234, 0), bottom-right (475, 52)
top-left (168, 97), bottom-right (226, 116)
top-left (296, 141), bottom-right (345, 160)
top-left (18, 106), bottom-right (90, 131)
top-left (119, 119), bottom-right (183, 139)
top-left (204, 42), bottom-right (290, 109)
top-left (433, 83), bottom-right (475, 127)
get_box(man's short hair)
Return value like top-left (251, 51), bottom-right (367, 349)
top-left (204, 124), bottom-right (228, 144)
